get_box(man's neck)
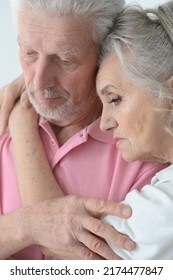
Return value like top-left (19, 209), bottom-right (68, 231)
top-left (51, 97), bottom-right (102, 146)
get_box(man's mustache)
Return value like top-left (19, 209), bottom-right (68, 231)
top-left (28, 84), bottom-right (69, 99)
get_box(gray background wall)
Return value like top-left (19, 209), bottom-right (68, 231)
top-left (0, 1), bottom-right (21, 88)
top-left (0, 0), bottom-right (168, 88)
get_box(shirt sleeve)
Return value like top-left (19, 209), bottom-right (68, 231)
top-left (0, 133), bottom-right (21, 215)
top-left (103, 177), bottom-right (173, 259)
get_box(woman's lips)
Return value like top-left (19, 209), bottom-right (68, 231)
top-left (115, 137), bottom-right (126, 148)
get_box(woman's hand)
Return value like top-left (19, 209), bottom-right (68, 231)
top-left (0, 75), bottom-right (30, 135)
top-left (9, 100), bottom-right (38, 137)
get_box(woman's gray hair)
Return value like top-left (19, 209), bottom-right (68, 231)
top-left (9, 0), bottom-right (125, 42)
top-left (101, 1), bottom-right (173, 135)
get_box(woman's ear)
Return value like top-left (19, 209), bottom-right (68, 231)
top-left (166, 75), bottom-right (173, 91)
top-left (164, 76), bottom-right (173, 110)
top-left (166, 76), bottom-right (173, 107)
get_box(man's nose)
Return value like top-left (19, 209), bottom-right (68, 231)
top-left (33, 59), bottom-right (56, 91)
top-left (100, 108), bottom-right (117, 132)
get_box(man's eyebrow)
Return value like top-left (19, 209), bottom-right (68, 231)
top-left (50, 49), bottom-right (80, 57)
top-left (17, 35), bottom-right (80, 57)
top-left (17, 36), bottom-right (32, 48)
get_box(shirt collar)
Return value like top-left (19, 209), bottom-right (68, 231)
top-left (39, 116), bottom-right (115, 144)
top-left (152, 164), bottom-right (173, 185)
top-left (86, 117), bottom-right (115, 144)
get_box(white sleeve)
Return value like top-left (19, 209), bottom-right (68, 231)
top-left (103, 181), bottom-right (173, 259)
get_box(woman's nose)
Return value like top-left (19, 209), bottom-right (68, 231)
top-left (100, 108), bottom-right (117, 132)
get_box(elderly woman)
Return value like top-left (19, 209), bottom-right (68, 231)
top-left (96, 1), bottom-right (173, 259)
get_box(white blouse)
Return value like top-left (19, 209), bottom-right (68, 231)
top-left (103, 165), bottom-right (173, 259)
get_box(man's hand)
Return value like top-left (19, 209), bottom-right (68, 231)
top-left (0, 75), bottom-right (30, 135)
top-left (28, 195), bottom-right (135, 260)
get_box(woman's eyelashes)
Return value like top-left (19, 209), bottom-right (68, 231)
top-left (108, 96), bottom-right (122, 105)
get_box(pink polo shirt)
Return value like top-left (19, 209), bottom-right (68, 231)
top-left (0, 117), bottom-right (166, 259)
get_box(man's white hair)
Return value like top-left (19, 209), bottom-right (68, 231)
top-left (9, 0), bottom-right (125, 42)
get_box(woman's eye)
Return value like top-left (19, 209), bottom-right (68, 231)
top-left (108, 96), bottom-right (122, 105)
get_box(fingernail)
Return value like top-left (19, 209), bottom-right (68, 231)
top-left (125, 240), bottom-right (135, 250)
top-left (122, 207), bottom-right (131, 217)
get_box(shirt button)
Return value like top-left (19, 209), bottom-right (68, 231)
top-left (51, 141), bottom-right (56, 147)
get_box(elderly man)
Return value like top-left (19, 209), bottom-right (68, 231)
top-left (0, 0), bottom-right (166, 260)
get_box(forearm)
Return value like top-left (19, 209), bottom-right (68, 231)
top-left (10, 106), bottom-right (64, 206)
top-left (12, 122), bottom-right (64, 205)
top-left (0, 192), bottom-right (133, 260)
top-left (0, 207), bottom-right (32, 259)
top-left (0, 75), bottom-right (26, 135)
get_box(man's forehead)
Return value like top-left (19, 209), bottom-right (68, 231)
top-left (17, 8), bottom-right (99, 56)
top-left (17, 9), bottom-right (92, 36)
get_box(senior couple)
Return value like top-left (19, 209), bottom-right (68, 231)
top-left (0, 0), bottom-right (173, 260)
